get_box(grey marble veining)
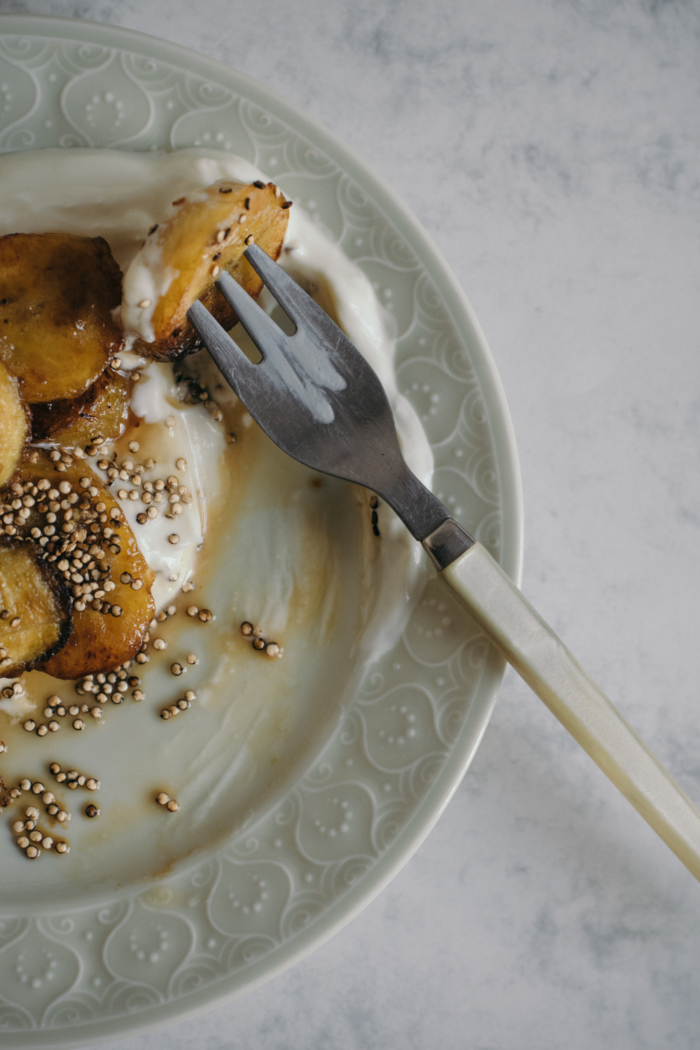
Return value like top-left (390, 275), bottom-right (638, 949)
top-left (2, 0), bottom-right (700, 1046)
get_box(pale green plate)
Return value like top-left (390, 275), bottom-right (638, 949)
top-left (0, 15), bottom-right (523, 1047)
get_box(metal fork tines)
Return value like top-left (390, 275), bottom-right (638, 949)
top-left (188, 242), bottom-right (472, 550)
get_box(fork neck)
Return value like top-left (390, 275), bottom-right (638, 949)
top-left (379, 463), bottom-right (475, 568)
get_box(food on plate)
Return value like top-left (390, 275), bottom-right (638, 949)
top-left (0, 361), bottom-right (27, 486)
top-left (0, 541), bottom-right (71, 676)
top-left (0, 179), bottom-right (287, 682)
top-left (0, 148), bottom-right (432, 872)
top-left (0, 232), bottom-right (123, 403)
top-left (31, 369), bottom-right (133, 446)
top-left (122, 179), bottom-right (289, 360)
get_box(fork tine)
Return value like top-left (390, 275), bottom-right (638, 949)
top-left (243, 244), bottom-right (371, 362)
top-left (242, 242), bottom-right (311, 326)
top-left (187, 300), bottom-right (259, 396)
top-left (215, 270), bottom-right (287, 358)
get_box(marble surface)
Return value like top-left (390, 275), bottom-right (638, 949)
top-left (3, 0), bottom-right (700, 1046)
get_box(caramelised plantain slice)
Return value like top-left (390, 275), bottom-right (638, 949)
top-left (0, 233), bottom-right (124, 403)
top-left (0, 541), bottom-right (71, 678)
top-left (0, 360), bottom-right (28, 486)
top-left (122, 179), bottom-right (289, 360)
top-left (31, 369), bottom-right (133, 447)
top-left (1, 452), bottom-right (155, 678)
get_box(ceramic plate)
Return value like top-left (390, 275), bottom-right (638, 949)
top-left (0, 15), bottom-right (522, 1048)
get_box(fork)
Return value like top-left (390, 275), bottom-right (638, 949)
top-left (189, 242), bottom-right (700, 883)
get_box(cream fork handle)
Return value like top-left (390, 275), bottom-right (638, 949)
top-left (438, 540), bottom-right (700, 882)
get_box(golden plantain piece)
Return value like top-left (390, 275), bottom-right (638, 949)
top-left (0, 360), bottom-right (28, 486)
top-left (122, 179), bottom-right (290, 360)
top-left (2, 452), bottom-right (155, 679)
top-left (0, 233), bottom-right (124, 403)
top-left (31, 369), bottom-right (133, 447)
top-left (0, 541), bottom-right (71, 678)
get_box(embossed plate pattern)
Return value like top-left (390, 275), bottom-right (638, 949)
top-left (0, 15), bottom-right (522, 1048)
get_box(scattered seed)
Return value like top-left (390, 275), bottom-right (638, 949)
top-left (85, 804), bottom-right (100, 818)
top-left (171, 663), bottom-right (183, 676)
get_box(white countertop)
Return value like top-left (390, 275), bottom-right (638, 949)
top-left (9, 0), bottom-right (700, 1046)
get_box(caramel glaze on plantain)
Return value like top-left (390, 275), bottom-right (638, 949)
top-left (127, 180), bottom-right (289, 360)
top-left (0, 233), bottom-right (124, 403)
top-left (31, 369), bottom-right (133, 447)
